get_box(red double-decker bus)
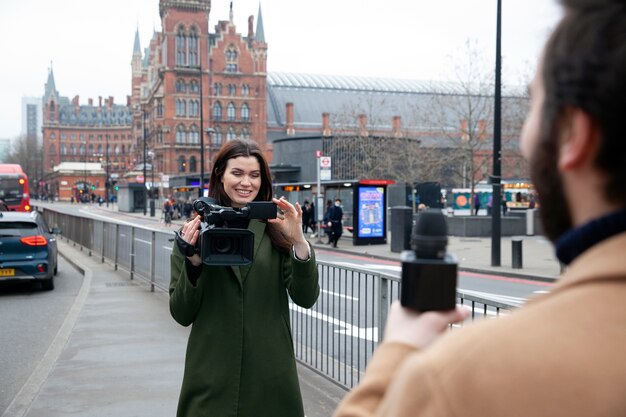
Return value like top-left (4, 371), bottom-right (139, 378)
top-left (0, 164), bottom-right (31, 211)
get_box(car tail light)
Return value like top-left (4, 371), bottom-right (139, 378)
top-left (24, 205), bottom-right (31, 211)
top-left (20, 235), bottom-right (48, 246)
top-left (37, 263), bottom-right (47, 272)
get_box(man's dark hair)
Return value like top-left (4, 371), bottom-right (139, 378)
top-left (541, 0), bottom-right (626, 205)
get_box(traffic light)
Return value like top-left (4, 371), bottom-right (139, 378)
top-left (115, 185), bottom-right (119, 191)
top-left (91, 185), bottom-right (96, 190)
top-left (112, 180), bottom-right (118, 191)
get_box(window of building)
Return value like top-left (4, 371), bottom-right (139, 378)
top-left (176, 26), bottom-right (186, 66)
top-left (97, 144), bottom-right (102, 154)
top-left (89, 144), bottom-right (94, 155)
top-left (157, 128), bottom-right (163, 144)
top-left (241, 127), bottom-right (250, 139)
top-left (227, 127), bottom-right (236, 141)
top-left (122, 144), bottom-right (125, 154)
top-left (156, 99), bottom-right (164, 117)
top-left (61, 133), bottom-right (67, 140)
top-left (80, 133), bottom-right (85, 141)
top-left (98, 135), bottom-right (102, 141)
top-left (70, 144), bottom-right (76, 155)
top-left (50, 133), bottom-right (56, 140)
top-left (89, 134), bottom-right (94, 141)
top-left (189, 156), bottom-right (197, 172)
top-left (176, 79), bottom-right (186, 93)
top-left (228, 84), bottom-right (236, 96)
top-left (227, 102), bottom-right (236, 121)
top-left (213, 82), bottom-right (222, 96)
top-left (242, 84), bottom-right (250, 97)
top-left (189, 100), bottom-right (199, 117)
top-left (80, 143), bottom-right (85, 155)
top-left (189, 125), bottom-right (199, 144)
top-left (60, 144), bottom-right (67, 155)
top-left (213, 127), bottom-right (223, 147)
top-left (115, 145), bottom-right (120, 155)
top-left (176, 125), bottom-right (186, 143)
top-left (49, 144), bottom-right (56, 155)
top-left (213, 102), bottom-right (222, 120)
top-left (241, 103), bottom-right (250, 121)
top-left (178, 156), bottom-right (186, 173)
top-left (189, 80), bottom-right (199, 93)
top-left (188, 27), bottom-right (198, 66)
top-left (225, 46), bottom-right (238, 73)
top-left (70, 133), bottom-right (75, 140)
top-left (176, 99), bottom-right (186, 117)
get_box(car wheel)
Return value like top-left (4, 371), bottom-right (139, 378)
top-left (41, 277), bottom-right (54, 291)
top-left (54, 260), bottom-right (58, 276)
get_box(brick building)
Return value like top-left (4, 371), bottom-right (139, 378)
top-left (41, 67), bottom-right (134, 200)
top-left (132, 0), bottom-right (268, 193)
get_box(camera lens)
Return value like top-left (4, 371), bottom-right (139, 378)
top-left (213, 237), bottom-right (233, 254)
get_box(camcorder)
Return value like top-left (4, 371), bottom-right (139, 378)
top-left (175, 197), bottom-right (276, 266)
top-left (400, 209), bottom-right (458, 311)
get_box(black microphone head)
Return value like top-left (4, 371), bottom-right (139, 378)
top-left (411, 209), bottom-right (448, 259)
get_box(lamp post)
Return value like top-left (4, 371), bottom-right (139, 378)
top-left (204, 128), bottom-right (216, 192)
top-left (148, 150), bottom-right (156, 217)
top-left (143, 111), bottom-right (147, 215)
top-left (105, 132), bottom-right (110, 208)
top-left (198, 63), bottom-right (205, 198)
top-left (491, 0), bottom-right (503, 266)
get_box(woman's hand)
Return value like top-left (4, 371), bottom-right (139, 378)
top-left (383, 301), bottom-right (470, 349)
top-left (179, 215), bottom-right (202, 266)
top-left (269, 197), bottom-right (309, 257)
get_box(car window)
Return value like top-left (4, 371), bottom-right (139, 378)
top-left (0, 222), bottom-right (39, 237)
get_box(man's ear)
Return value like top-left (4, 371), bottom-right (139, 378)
top-left (558, 108), bottom-right (600, 171)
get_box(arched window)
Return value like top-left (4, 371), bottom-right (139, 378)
top-left (176, 79), bottom-right (186, 93)
top-left (241, 103), bottom-right (250, 121)
top-left (115, 145), bottom-right (120, 155)
top-left (49, 102), bottom-right (55, 121)
top-left (189, 100), bottom-right (199, 117)
top-left (176, 99), bottom-right (186, 117)
top-left (227, 127), bottom-right (236, 141)
top-left (88, 144), bottom-right (94, 155)
top-left (189, 156), bottom-right (197, 172)
top-left (60, 144), bottom-right (67, 155)
top-left (70, 144), bottom-right (76, 155)
top-left (176, 125), bottom-right (186, 143)
top-left (49, 144), bottom-right (56, 155)
top-left (178, 156), bottom-right (186, 172)
top-left (188, 27), bottom-right (198, 66)
top-left (50, 133), bottom-right (56, 140)
top-left (189, 80), bottom-right (199, 93)
top-left (122, 144), bottom-right (125, 154)
top-left (227, 102), bottom-right (236, 121)
top-left (79, 143), bottom-right (85, 155)
top-left (176, 26), bottom-right (186, 66)
top-left (213, 127), bottom-right (223, 147)
top-left (97, 144), bottom-right (102, 154)
top-left (241, 127), bottom-right (250, 139)
top-left (242, 84), bottom-right (249, 97)
top-left (212, 102), bottom-right (222, 120)
top-left (225, 46), bottom-right (238, 73)
top-left (189, 125), bottom-right (199, 144)
top-left (228, 84), bottom-right (236, 96)
top-left (213, 82), bottom-right (222, 96)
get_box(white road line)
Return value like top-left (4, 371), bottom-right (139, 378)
top-left (134, 238), bottom-right (151, 245)
top-left (163, 246), bottom-right (172, 251)
top-left (289, 304), bottom-right (379, 342)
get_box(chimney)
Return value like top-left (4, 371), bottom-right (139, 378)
top-left (358, 114), bottom-right (368, 137)
top-left (248, 15), bottom-right (254, 39)
top-left (127, 95), bottom-right (131, 106)
top-left (322, 113), bottom-right (331, 137)
top-left (285, 102), bottom-right (295, 135)
top-left (108, 96), bottom-right (114, 109)
top-left (99, 96), bottom-right (102, 107)
top-left (392, 116), bottom-right (402, 137)
top-left (72, 95), bottom-right (80, 106)
top-left (88, 98), bottom-right (93, 106)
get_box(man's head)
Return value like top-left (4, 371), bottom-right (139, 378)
top-left (521, 0), bottom-right (626, 242)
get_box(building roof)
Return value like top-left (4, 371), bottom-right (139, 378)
top-left (57, 104), bottom-right (132, 127)
top-left (53, 162), bottom-right (104, 173)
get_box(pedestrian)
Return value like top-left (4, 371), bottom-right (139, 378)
top-left (323, 199), bottom-right (333, 244)
top-left (163, 197), bottom-right (172, 226)
top-left (302, 200), bottom-right (311, 233)
top-left (473, 192), bottom-right (480, 216)
top-left (501, 194), bottom-right (508, 216)
top-left (170, 138), bottom-right (320, 417)
top-left (487, 194), bottom-right (493, 215)
top-left (310, 200), bottom-right (317, 234)
top-left (328, 198), bottom-right (343, 248)
top-left (334, 1), bottom-right (626, 415)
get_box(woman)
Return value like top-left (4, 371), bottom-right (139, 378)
top-left (170, 139), bottom-right (320, 417)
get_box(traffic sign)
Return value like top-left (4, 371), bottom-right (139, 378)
top-left (316, 150), bottom-right (322, 158)
top-left (320, 156), bottom-right (331, 168)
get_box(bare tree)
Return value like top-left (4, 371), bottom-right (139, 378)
top-left (6, 134), bottom-right (42, 193)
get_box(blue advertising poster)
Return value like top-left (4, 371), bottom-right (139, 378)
top-left (357, 186), bottom-right (385, 238)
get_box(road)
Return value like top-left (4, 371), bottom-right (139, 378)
top-left (0, 257), bottom-right (83, 415)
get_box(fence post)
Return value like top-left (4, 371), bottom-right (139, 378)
top-left (114, 224), bottom-right (120, 270)
top-left (88, 218), bottom-right (92, 257)
top-left (130, 227), bottom-right (135, 280)
top-left (101, 221), bottom-right (106, 263)
top-left (378, 277), bottom-right (389, 343)
top-left (150, 231), bottom-right (156, 292)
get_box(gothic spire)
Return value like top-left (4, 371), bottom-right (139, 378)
top-left (44, 64), bottom-right (58, 102)
top-left (133, 27), bottom-right (141, 55)
top-left (255, 3), bottom-right (265, 43)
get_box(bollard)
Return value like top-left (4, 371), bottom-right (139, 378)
top-left (512, 237), bottom-right (523, 269)
top-left (526, 208), bottom-right (535, 236)
top-left (390, 206), bottom-right (413, 253)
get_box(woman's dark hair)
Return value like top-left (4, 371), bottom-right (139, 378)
top-left (541, 0), bottom-right (626, 205)
top-left (208, 139), bottom-right (291, 252)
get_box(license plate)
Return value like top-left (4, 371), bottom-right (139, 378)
top-left (0, 269), bottom-right (15, 277)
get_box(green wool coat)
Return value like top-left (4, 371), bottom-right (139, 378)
top-left (170, 219), bottom-right (320, 417)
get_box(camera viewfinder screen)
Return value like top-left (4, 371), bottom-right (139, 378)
top-left (357, 186), bottom-right (385, 238)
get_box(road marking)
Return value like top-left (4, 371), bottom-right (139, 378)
top-left (163, 246), bottom-right (172, 251)
top-left (289, 303), bottom-right (379, 342)
top-left (458, 288), bottom-right (526, 306)
top-left (134, 238), bottom-right (151, 245)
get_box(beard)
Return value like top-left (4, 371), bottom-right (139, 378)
top-left (529, 136), bottom-right (573, 243)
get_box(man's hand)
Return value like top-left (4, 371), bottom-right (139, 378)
top-left (384, 301), bottom-right (470, 349)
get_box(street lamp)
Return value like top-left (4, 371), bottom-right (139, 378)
top-left (148, 150), bottom-right (156, 217)
top-left (203, 127), bottom-right (216, 195)
top-left (105, 132), bottom-right (110, 208)
top-left (491, 0), bottom-right (503, 266)
top-left (142, 111), bottom-right (148, 215)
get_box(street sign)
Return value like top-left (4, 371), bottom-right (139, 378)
top-left (321, 169), bottom-right (331, 180)
top-left (316, 150), bottom-right (322, 158)
top-left (320, 156), bottom-right (331, 168)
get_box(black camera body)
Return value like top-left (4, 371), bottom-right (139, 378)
top-left (192, 197), bottom-right (276, 266)
top-left (400, 209), bottom-right (458, 311)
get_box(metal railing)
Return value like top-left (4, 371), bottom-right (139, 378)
top-left (38, 206), bottom-right (518, 391)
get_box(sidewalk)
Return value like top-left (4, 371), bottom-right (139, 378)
top-left (4, 240), bottom-right (346, 417)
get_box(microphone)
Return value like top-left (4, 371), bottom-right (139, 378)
top-left (400, 209), bottom-right (458, 311)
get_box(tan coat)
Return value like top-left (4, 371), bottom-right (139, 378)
top-left (335, 232), bottom-right (626, 417)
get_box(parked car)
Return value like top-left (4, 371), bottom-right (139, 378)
top-left (0, 210), bottom-right (60, 290)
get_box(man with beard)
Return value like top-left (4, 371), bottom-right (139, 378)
top-left (333, 0), bottom-right (626, 416)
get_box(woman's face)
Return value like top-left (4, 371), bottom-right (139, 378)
top-left (221, 156), bottom-right (262, 208)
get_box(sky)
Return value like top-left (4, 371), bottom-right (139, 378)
top-left (0, 0), bottom-right (563, 140)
